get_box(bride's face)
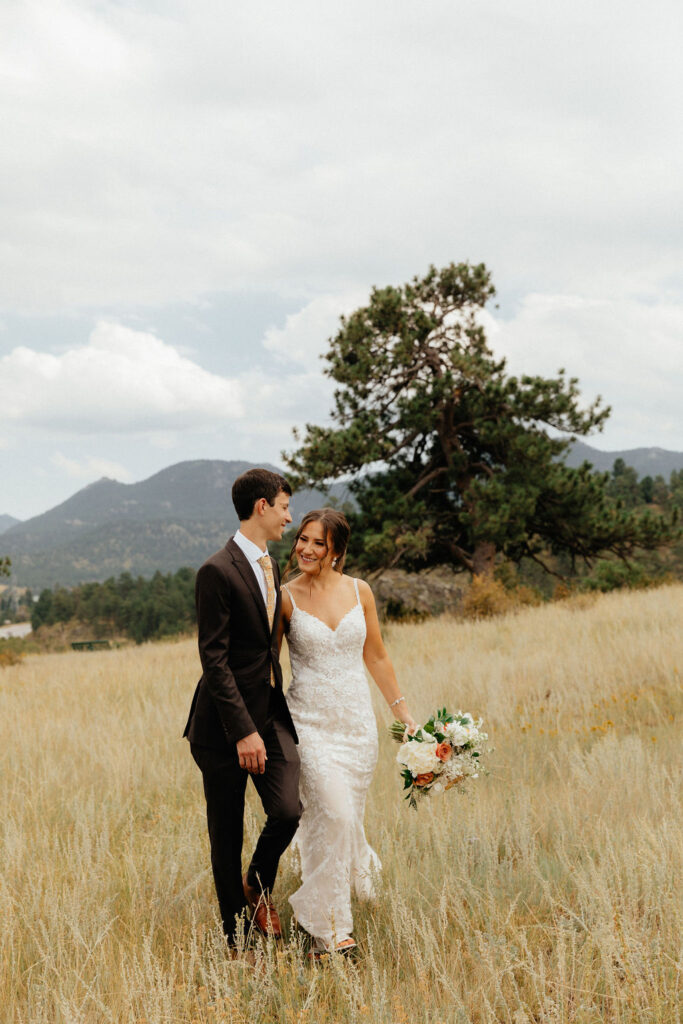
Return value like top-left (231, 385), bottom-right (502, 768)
top-left (295, 520), bottom-right (335, 575)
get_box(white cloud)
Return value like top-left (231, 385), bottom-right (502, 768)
top-left (263, 288), bottom-right (683, 455)
top-left (2, 0), bottom-right (683, 520)
top-left (51, 452), bottom-right (133, 481)
top-left (489, 296), bottom-right (683, 450)
top-left (263, 291), bottom-right (367, 365)
top-left (0, 321), bottom-right (244, 432)
top-left (1, 0), bottom-right (682, 309)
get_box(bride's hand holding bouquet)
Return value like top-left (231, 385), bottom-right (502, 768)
top-left (389, 695), bottom-right (419, 736)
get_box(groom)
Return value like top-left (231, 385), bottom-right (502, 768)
top-left (184, 467), bottom-right (301, 948)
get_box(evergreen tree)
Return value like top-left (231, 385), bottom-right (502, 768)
top-left (652, 475), bottom-right (670, 506)
top-left (606, 458), bottom-right (641, 508)
top-left (286, 262), bottom-right (676, 577)
top-left (670, 469), bottom-right (683, 511)
top-left (30, 568), bottom-right (197, 642)
top-left (639, 475), bottom-right (654, 504)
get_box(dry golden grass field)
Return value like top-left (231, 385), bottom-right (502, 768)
top-left (1, 585), bottom-right (681, 1024)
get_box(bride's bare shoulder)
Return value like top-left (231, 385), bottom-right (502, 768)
top-left (344, 573), bottom-right (369, 587)
top-left (283, 574), bottom-right (303, 594)
top-left (346, 576), bottom-right (374, 602)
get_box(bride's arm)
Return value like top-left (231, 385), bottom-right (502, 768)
top-left (358, 580), bottom-right (418, 732)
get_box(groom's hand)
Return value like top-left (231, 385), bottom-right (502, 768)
top-left (236, 732), bottom-right (267, 774)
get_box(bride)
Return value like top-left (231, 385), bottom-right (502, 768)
top-left (279, 508), bottom-right (417, 955)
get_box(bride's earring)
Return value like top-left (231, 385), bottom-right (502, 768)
top-left (332, 557), bottom-right (338, 567)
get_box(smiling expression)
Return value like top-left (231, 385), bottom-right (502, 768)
top-left (262, 490), bottom-right (292, 541)
top-left (295, 519), bottom-right (336, 575)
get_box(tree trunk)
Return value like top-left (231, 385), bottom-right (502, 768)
top-left (472, 540), bottom-right (496, 577)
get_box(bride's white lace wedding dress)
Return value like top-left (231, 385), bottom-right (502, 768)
top-left (284, 577), bottom-right (381, 949)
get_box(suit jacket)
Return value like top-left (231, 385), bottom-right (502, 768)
top-left (183, 537), bottom-right (297, 748)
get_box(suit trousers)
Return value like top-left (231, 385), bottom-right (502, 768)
top-left (191, 713), bottom-right (302, 943)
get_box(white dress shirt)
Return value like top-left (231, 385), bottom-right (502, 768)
top-left (233, 529), bottom-right (269, 606)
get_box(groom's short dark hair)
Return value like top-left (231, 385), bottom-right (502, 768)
top-left (232, 468), bottom-right (292, 521)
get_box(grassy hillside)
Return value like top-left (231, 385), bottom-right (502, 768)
top-left (1, 587), bottom-right (680, 1023)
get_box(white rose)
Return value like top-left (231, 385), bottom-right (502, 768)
top-left (396, 739), bottom-right (440, 776)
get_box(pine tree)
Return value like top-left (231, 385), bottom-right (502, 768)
top-left (285, 262), bottom-right (676, 577)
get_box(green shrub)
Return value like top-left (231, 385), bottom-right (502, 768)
top-left (582, 561), bottom-right (650, 593)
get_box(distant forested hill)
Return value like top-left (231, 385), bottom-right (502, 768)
top-left (6, 518), bottom-right (232, 589)
top-left (563, 441), bottom-right (683, 478)
top-left (2, 460), bottom-right (265, 554)
top-left (2, 460), bottom-right (350, 589)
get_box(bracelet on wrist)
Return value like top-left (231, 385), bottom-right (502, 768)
top-left (390, 696), bottom-right (406, 709)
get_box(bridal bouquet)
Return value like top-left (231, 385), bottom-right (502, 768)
top-left (390, 707), bottom-right (489, 809)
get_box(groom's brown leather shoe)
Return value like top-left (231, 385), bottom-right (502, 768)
top-left (242, 874), bottom-right (283, 939)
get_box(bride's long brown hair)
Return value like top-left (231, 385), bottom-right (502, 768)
top-left (283, 508), bottom-right (351, 582)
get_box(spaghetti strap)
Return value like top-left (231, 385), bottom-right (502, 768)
top-left (352, 577), bottom-right (361, 605)
top-left (283, 583), bottom-right (297, 608)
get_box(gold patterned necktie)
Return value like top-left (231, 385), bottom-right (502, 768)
top-left (257, 554), bottom-right (276, 687)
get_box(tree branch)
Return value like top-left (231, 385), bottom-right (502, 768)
top-left (471, 460), bottom-right (495, 480)
top-left (407, 466), bottom-right (449, 498)
top-left (447, 542), bottom-right (474, 574)
top-left (523, 548), bottom-right (565, 580)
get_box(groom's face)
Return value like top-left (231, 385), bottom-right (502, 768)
top-left (261, 490), bottom-right (292, 541)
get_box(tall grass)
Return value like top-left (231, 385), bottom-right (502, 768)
top-left (1, 585), bottom-right (681, 1023)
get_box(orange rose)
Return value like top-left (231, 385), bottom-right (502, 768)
top-left (414, 772), bottom-right (434, 787)
top-left (435, 742), bottom-right (452, 762)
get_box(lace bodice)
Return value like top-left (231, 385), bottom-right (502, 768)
top-left (285, 579), bottom-right (372, 729)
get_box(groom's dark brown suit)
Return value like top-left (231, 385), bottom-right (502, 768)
top-left (184, 537), bottom-right (301, 943)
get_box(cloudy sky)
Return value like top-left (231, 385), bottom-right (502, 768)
top-left (1, 0), bottom-right (682, 519)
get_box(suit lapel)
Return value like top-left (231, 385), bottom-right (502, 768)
top-left (226, 538), bottom-right (270, 635)
top-left (271, 581), bottom-right (282, 642)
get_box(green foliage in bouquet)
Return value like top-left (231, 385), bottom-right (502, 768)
top-left (390, 707), bottom-right (489, 809)
top-left (390, 708), bottom-right (480, 748)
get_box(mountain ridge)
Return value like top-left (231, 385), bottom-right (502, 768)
top-left (1, 459), bottom-right (278, 553)
top-left (563, 441), bottom-right (682, 477)
top-left (0, 514), bottom-right (21, 535)
top-left (1, 459), bottom-right (351, 588)
top-left (2, 445), bottom-right (680, 590)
